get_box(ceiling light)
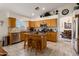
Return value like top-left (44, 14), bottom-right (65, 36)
top-left (32, 13), bottom-right (35, 16)
top-left (42, 8), bottom-right (45, 10)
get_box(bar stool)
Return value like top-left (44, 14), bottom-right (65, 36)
top-left (24, 33), bottom-right (29, 49)
top-left (31, 34), bottom-right (42, 55)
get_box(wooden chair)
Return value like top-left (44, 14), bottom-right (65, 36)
top-left (31, 34), bottom-right (46, 55)
top-left (24, 33), bottom-right (29, 49)
top-left (31, 34), bottom-right (42, 55)
top-left (27, 35), bottom-right (33, 50)
top-left (0, 47), bottom-right (8, 56)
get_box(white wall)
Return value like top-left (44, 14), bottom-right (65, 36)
top-left (30, 15), bottom-right (58, 21)
top-left (54, 3), bottom-right (76, 18)
top-left (8, 12), bottom-right (29, 21)
top-left (0, 11), bottom-right (8, 40)
top-left (0, 11), bottom-right (30, 40)
top-left (52, 4), bottom-right (76, 41)
top-left (53, 4), bottom-right (76, 32)
top-left (8, 12), bottom-right (30, 30)
top-left (59, 16), bottom-right (73, 32)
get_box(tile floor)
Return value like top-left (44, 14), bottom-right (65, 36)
top-left (3, 40), bottom-right (77, 56)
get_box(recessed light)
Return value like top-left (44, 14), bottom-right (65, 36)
top-left (42, 8), bottom-right (45, 10)
top-left (32, 13), bottom-right (35, 16)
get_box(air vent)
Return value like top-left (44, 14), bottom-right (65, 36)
top-left (74, 6), bottom-right (79, 10)
top-left (35, 7), bottom-right (39, 10)
top-left (74, 3), bottom-right (79, 10)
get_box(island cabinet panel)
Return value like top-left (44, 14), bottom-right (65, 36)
top-left (47, 32), bottom-right (57, 42)
top-left (8, 17), bottom-right (16, 28)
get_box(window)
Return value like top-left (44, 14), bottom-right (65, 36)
top-left (16, 20), bottom-right (25, 29)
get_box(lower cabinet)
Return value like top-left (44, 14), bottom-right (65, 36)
top-left (9, 32), bottom-right (21, 45)
top-left (47, 32), bottom-right (57, 42)
top-left (20, 31), bottom-right (26, 41)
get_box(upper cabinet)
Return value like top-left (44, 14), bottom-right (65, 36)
top-left (44, 19), bottom-right (50, 26)
top-left (29, 21), bottom-right (35, 28)
top-left (44, 19), bottom-right (57, 27)
top-left (8, 17), bottom-right (16, 28)
top-left (50, 19), bottom-right (57, 27)
top-left (34, 21), bottom-right (42, 28)
top-left (28, 18), bottom-right (57, 28)
top-left (29, 20), bottom-right (42, 28)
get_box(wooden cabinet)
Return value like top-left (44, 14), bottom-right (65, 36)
top-left (29, 21), bottom-right (35, 27)
top-left (33, 19), bottom-right (57, 27)
top-left (24, 33), bottom-right (47, 51)
top-left (9, 32), bottom-right (26, 45)
top-left (8, 17), bottom-right (16, 28)
top-left (44, 20), bottom-right (51, 26)
top-left (9, 32), bottom-right (20, 45)
top-left (29, 21), bottom-right (42, 28)
top-left (34, 21), bottom-right (42, 27)
top-left (50, 19), bottom-right (57, 27)
top-left (47, 32), bottom-right (57, 42)
top-left (44, 19), bottom-right (57, 27)
top-left (28, 19), bottom-right (57, 28)
top-left (20, 32), bottom-right (26, 41)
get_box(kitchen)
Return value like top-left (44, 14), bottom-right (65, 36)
top-left (0, 3), bottom-right (78, 56)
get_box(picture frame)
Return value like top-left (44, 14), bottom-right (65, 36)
top-left (0, 21), bottom-right (4, 26)
top-left (64, 22), bottom-right (71, 29)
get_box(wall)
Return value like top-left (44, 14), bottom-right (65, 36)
top-left (0, 11), bottom-right (8, 40)
top-left (51, 4), bottom-right (76, 41)
top-left (53, 3), bottom-right (76, 18)
top-left (53, 4), bottom-right (76, 32)
top-left (59, 16), bottom-right (73, 32)
top-left (31, 15), bottom-right (58, 21)
top-left (8, 12), bottom-right (29, 21)
top-left (9, 12), bottom-right (29, 28)
top-left (0, 11), bottom-right (30, 41)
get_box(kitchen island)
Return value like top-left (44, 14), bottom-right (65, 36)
top-left (24, 32), bottom-right (47, 54)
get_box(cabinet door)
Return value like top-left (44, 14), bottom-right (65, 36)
top-left (43, 20), bottom-right (50, 27)
top-left (50, 32), bottom-right (57, 42)
top-left (47, 32), bottom-right (57, 42)
top-left (20, 32), bottom-right (26, 41)
top-left (34, 21), bottom-right (42, 28)
top-left (29, 21), bottom-right (32, 27)
top-left (46, 32), bottom-right (51, 41)
top-left (50, 19), bottom-right (57, 27)
top-left (29, 21), bottom-right (35, 27)
top-left (8, 17), bottom-right (16, 28)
